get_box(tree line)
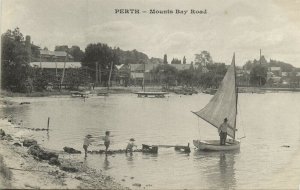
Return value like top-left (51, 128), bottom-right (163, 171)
top-left (2, 27), bottom-right (297, 93)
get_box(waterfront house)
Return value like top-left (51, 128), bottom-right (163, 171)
top-left (269, 67), bottom-right (282, 76)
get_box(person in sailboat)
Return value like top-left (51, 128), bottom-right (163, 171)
top-left (218, 118), bottom-right (231, 145)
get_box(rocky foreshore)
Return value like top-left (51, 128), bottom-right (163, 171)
top-left (0, 118), bottom-right (129, 189)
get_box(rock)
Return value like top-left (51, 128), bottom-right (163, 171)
top-left (130, 177), bottom-right (134, 179)
top-left (75, 176), bottom-right (82, 180)
top-left (63, 147), bottom-right (82, 154)
top-left (48, 157), bottom-right (61, 166)
top-left (28, 145), bottom-right (58, 161)
top-left (121, 179), bottom-right (125, 181)
top-left (13, 142), bottom-right (22, 147)
top-left (59, 163), bottom-right (79, 173)
top-left (23, 139), bottom-right (37, 147)
top-left (0, 129), bottom-right (5, 137)
top-left (281, 145), bottom-right (290, 148)
top-left (2, 134), bottom-right (13, 141)
top-left (20, 102), bottom-right (30, 105)
top-left (132, 183), bottom-right (142, 187)
top-left (39, 150), bottom-right (58, 160)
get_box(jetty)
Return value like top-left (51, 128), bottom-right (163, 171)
top-left (70, 91), bottom-right (90, 98)
top-left (86, 143), bottom-right (190, 155)
top-left (134, 91), bottom-right (168, 98)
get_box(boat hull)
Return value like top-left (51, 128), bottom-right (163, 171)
top-left (193, 139), bottom-right (240, 151)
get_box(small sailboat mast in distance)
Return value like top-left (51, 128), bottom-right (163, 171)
top-left (192, 54), bottom-right (240, 151)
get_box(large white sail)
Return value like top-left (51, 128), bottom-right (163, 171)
top-left (194, 54), bottom-right (237, 139)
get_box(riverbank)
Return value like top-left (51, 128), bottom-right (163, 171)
top-left (0, 86), bottom-right (165, 97)
top-left (0, 118), bottom-right (128, 189)
top-left (2, 86), bottom-right (300, 98)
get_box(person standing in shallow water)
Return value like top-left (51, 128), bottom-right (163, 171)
top-left (103, 131), bottom-right (111, 154)
top-left (218, 118), bottom-right (230, 145)
top-left (83, 134), bottom-right (93, 158)
top-left (125, 138), bottom-right (137, 153)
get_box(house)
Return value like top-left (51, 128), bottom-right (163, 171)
top-left (115, 64), bottom-right (130, 85)
top-left (30, 62), bottom-right (81, 69)
top-left (128, 63), bottom-right (157, 85)
top-left (39, 50), bottom-right (74, 62)
top-left (281, 72), bottom-right (288, 77)
top-left (269, 67), bottom-right (282, 76)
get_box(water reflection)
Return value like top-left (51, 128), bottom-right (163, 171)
top-left (104, 155), bottom-right (111, 170)
top-left (194, 150), bottom-right (238, 189)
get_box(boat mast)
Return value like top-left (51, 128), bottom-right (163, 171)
top-left (143, 62), bottom-right (146, 92)
top-left (233, 53), bottom-right (238, 140)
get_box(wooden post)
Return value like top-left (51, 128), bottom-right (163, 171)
top-left (55, 62), bottom-right (57, 77)
top-left (143, 62), bottom-right (145, 91)
top-left (47, 117), bottom-right (50, 130)
top-left (98, 63), bottom-right (101, 85)
top-left (108, 61), bottom-right (113, 90)
top-left (39, 55), bottom-right (42, 68)
top-left (95, 62), bottom-right (98, 86)
top-left (60, 61), bottom-right (66, 90)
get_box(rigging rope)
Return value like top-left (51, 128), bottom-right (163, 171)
top-left (197, 118), bottom-right (201, 140)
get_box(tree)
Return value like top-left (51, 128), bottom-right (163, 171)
top-left (1, 28), bottom-right (31, 92)
top-left (171, 58), bottom-right (181, 64)
top-left (55, 45), bottom-right (69, 52)
top-left (69, 46), bottom-right (84, 61)
top-left (151, 64), bottom-right (177, 89)
top-left (82, 43), bottom-right (119, 86)
top-left (183, 56), bottom-right (186, 64)
top-left (163, 54), bottom-right (168, 64)
top-left (250, 65), bottom-right (267, 86)
top-left (178, 69), bottom-right (194, 86)
top-left (194, 51), bottom-right (213, 66)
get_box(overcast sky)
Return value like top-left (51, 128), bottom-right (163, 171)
top-left (1, 0), bottom-right (300, 67)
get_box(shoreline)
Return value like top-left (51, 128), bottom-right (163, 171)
top-left (1, 86), bottom-right (300, 98)
top-left (0, 118), bottom-right (128, 189)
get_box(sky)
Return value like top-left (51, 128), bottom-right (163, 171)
top-left (1, 0), bottom-right (300, 67)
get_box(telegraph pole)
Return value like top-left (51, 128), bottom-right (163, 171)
top-left (95, 62), bottom-right (98, 86)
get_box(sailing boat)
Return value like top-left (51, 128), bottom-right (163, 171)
top-left (192, 54), bottom-right (240, 151)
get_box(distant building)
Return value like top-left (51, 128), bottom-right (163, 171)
top-left (268, 67), bottom-right (282, 76)
top-left (30, 62), bottom-right (81, 69)
top-left (115, 63), bottom-right (199, 86)
top-left (39, 50), bottom-right (74, 62)
top-left (281, 72), bottom-right (288, 77)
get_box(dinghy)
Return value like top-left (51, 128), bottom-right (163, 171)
top-left (192, 54), bottom-right (240, 151)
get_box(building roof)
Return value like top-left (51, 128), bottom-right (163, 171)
top-left (270, 67), bottom-right (281, 71)
top-left (40, 50), bottom-right (72, 58)
top-left (40, 50), bottom-right (55, 56)
top-left (30, 62), bottom-right (81, 69)
top-left (130, 63), bottom-right (157, 72)
top-left (54, 51), bottom-right (68, 57)
top-left (115, 64), bottom-right (124, 70)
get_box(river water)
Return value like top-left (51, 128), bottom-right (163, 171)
top-left (1, 92), bottom-right (300, 189)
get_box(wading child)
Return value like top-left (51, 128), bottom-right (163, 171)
top-left (125, 138), bottom-right (137, 153)
top-left (83, 134), bottom-right (92, 157)
top-left (103, 131), bottom-right (111, 154)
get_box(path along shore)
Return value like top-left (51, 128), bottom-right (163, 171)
top-left (0, 102), bottom-right (128, 189)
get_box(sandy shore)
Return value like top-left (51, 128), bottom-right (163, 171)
top-left (0, 117), bottom-right (128, 189)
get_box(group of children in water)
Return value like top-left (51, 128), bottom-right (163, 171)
top-left (83, 131), bottom-right (137, 157)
